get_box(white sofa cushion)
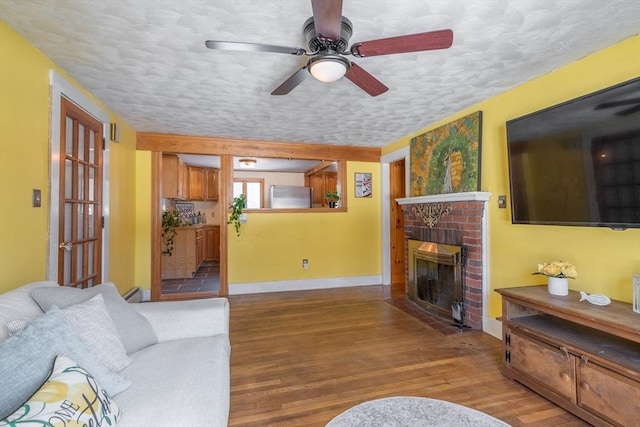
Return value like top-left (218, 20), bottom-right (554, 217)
top-left (32, 282), bottom-right (158, 354)
top-left (0, 281), bottom-right (57, 342)
top-left (116, 335), bottom-right (231, 427)
top-left (0, 355), bottom-right (122, 425)
top-left (0, 307), bottom-right (130, 419)
top-left (132, 297), bottom-right (229, 341)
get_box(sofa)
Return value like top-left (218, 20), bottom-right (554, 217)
top-left (0, 281), bottom-right (230, 426)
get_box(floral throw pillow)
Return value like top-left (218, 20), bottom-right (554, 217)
top-left (0, 355), bottom-right (121, 426)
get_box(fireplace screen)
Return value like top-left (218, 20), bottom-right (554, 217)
top-left (410, 242), bottom-right (462, 318)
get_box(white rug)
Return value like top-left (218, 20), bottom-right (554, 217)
top-left (326, 396), bottom-right (511, 427)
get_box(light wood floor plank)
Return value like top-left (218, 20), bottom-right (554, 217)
top-left (228, 285), bottom-right (590, 427)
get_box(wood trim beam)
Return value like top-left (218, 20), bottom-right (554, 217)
top-left (137, 133), bottom-right (381, 162)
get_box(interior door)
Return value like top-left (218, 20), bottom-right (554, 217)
top-left (58, 98), bottom-right (104, 288)
top-left (390, 159), bottom-right (406, 285)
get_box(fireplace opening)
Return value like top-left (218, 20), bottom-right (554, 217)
top-left (409, 241), bottom-right (463, 321)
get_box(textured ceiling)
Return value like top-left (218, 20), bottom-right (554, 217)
top-left (1, 0), bottom-right (638, 148)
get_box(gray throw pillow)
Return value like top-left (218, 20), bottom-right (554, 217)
top-left (0, 307), bottom-right (130, 420)
top-left (60, 293), bottom-right (131, 372)
top-left (31, 282), bottom-right (157, 354)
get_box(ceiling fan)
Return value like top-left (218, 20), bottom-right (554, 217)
top-left (205, 0), bottom-right (453, 96)
top-left (594, 97), bottom-right (640, 116)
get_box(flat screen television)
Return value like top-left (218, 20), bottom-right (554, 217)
top-left (506, 77), bottom-right (640, 229)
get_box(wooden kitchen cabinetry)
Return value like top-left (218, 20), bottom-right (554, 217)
top-left (205, 169), bottom-right (219, 201)
top-left (307, 171), bottom-right (337, 207)
top-left (187, 166), bottom-right (218, 201)
top-left (161, 227), bottom-right (203, 279)
top-left (204, 225), bottom-right (220, 262)
top-left (497, 286), bottom-right (640, 427)
top-left (188, 166), bottom-right (205, 201)
top-left (162, 154), bottom-right (188, 199)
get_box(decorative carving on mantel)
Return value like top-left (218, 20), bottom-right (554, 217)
top-left (411, 203), bottom-right (453, 227)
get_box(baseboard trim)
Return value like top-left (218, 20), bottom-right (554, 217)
top-left (483, 316), bottom-right (502, 339)
top-left (228, 275), bottom-right (383, 295)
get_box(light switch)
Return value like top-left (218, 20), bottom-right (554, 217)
top-left (498, 195), bottom-right (507, 209)
top-left (33, 189), bottom-right (41, 207)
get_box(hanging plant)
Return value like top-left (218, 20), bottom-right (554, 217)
top-left (228, 194), bottom-right (246, 237)
top-left (161, 209), bottom-right (181, 256)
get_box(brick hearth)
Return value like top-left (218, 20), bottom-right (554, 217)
top-left (397, 192), bottom-right (491, 330)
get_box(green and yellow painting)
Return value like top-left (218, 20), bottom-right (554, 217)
top-left (410, 111), bottom-right (482, 196)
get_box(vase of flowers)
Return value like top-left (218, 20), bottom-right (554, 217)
top-left (532, 261), bottom-right (577, 296)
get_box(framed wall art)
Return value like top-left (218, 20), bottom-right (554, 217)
top-left (409, 111), bottom-right (482, 196)
top-left (354, 173), bottom-right (372, 198)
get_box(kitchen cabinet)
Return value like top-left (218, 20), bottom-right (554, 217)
top-left (161, 226), bottom-right (203, 279)
top-left (497, 286), bottom-right (640, 427)
top-left (204, 225), bottom-right (220, 262)
top-left (307, 171), bottom-right (337, 207)
top-left (187, 166), bottom-right (218, 201)
top-left (188, 166), bottom-right (205, 201)
top-left (205, 169), bottom-right (219, 201)
top-left (162, 154), bottom-right (187, 199)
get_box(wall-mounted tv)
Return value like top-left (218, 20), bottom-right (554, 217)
top-left (506, 77), bottom-right (640, 229)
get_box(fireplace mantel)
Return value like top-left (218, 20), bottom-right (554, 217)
top-left (396, 191), bottom-right (492, 205)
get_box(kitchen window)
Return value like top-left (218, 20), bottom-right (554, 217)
top-left (233, 178), bottom-right (264, 209)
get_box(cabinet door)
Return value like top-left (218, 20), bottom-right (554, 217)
top-left (308, 174), bottom-right (324, 205)
top-left (578, 361), bottom-right (640, 426)
top-left (510, 331), bottom-right (576, 403)
top-left (325, 172), bottom-right (337, 193)
top-left (204, 226), bottom-right (220, 262)
top-left (205, 169), bottom-right (219, 201)
top-left (188, 166), bottom-right (205, 201)
top-left (162, 154), bottom-right (186, 200)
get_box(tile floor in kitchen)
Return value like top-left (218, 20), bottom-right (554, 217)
top-left (161, 261), bottom-right (220, 295)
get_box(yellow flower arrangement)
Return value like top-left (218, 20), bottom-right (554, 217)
top-left (533, 261), bottom-right (577, 279)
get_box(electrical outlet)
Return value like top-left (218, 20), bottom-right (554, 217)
top-left (302, 259), bottom-right (309, 269)
top-left (497, 195), bottom-right (507, 209)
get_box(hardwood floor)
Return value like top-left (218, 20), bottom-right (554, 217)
top-left (228, 285), bottom-right (590, 427)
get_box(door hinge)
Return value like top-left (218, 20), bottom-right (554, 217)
top-left (505, 333), bottom-right (510, 346)
top-left (505, 350), bottom-right (511, 363)
top-left (102, 216), bottom-right (105, 228)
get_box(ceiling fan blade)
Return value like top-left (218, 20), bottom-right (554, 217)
top-left (311, 0), bottom-right (343, 40)
top-left (271, 65), bottom-right (309, 95)
top-left (345, 62), bottom-right (388, 97)
top-left (351, 29), bottom-right (453, 57)
top-left (615, 104), bottom-right (640, 116)
top-left (205, 40), bottom-right (306, 56)
top-left (594, 97), bottom-right (640, 109)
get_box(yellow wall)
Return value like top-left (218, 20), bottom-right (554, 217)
top-left (227, 162), bottom-right (381, 286)
top-left (384, 35), bottom-right (640, 317)
top-left (0, 20), bottom-right (137, 294)
top-left (134, 151), bottom-right (152, 288)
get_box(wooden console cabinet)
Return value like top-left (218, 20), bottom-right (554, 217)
top-left (497, 286), bottom-right (640, 427)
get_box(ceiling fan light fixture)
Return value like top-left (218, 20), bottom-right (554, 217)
top-left (238, 158), bottom-right (257, 168)
top-left (308, 55), bottom-right (350, 83)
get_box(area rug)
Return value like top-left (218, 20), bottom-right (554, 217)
top-left (326, 396), bottom-right (511, 427)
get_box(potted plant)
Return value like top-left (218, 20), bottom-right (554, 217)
top-left (532, 260), bottom-right (577, 296)
top-left (325, 191), bottom-right (340, 208)
top-left (228, 194), bottom-right (247, 236)
top-left (161, 209), bottom-right (181, 256)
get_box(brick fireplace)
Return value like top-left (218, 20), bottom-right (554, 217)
top-left (397, 192), bottom-right (491, 330)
